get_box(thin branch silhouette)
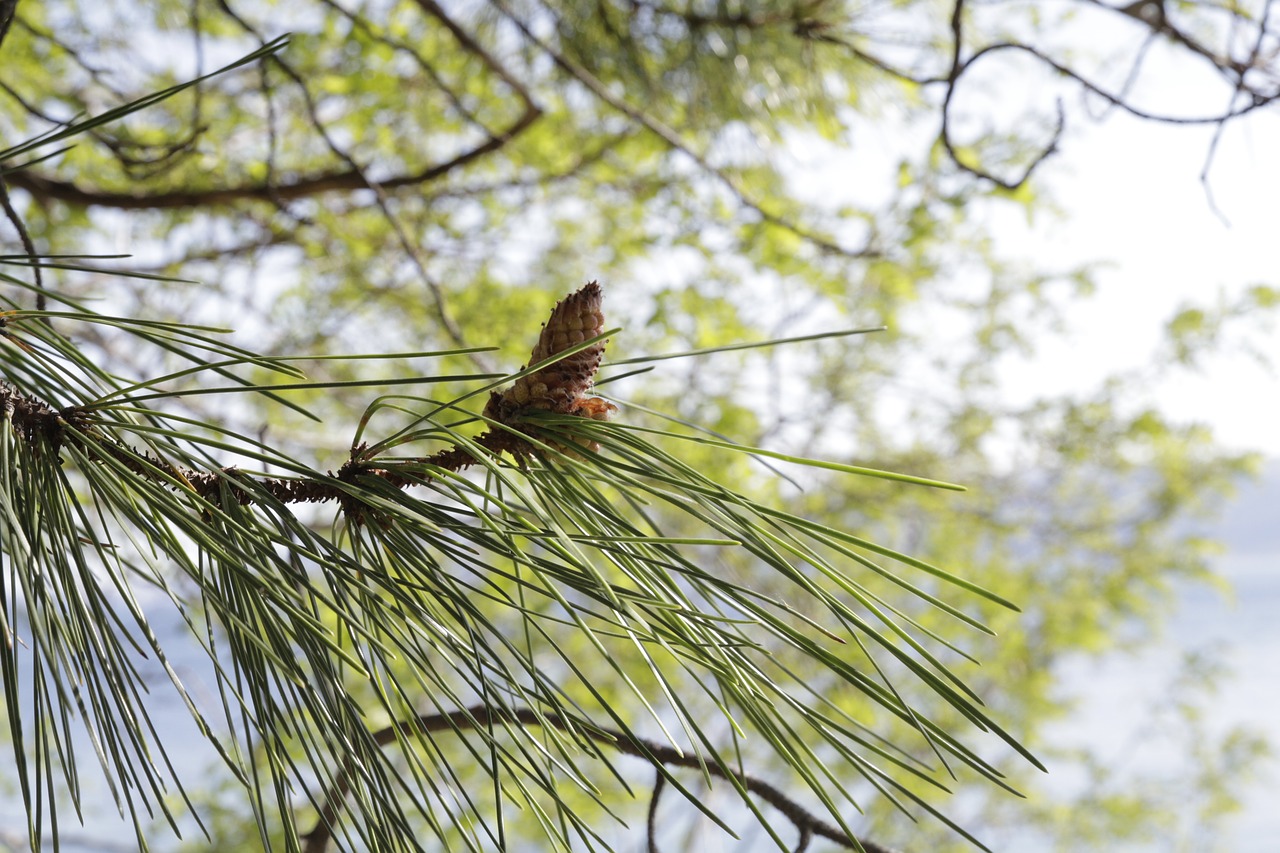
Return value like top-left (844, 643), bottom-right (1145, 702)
top-left (300, 705), bottom-right (907, 853)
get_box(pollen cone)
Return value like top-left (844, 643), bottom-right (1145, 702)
top-left (486, 282), bottom-right (615, 423)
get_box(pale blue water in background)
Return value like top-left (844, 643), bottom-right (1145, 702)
top-left (1033, 460), bottom-right (1280, 852)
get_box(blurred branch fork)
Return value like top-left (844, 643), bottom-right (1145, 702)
top-left (787, 0), bottom-right (1280, 189)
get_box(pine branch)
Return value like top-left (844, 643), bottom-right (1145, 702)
top-left (1, 283), bottom-right (1019, 850)
top-left (0, 284), bottom-right (616, 522)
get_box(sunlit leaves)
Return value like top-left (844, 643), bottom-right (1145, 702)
top-left (2, 1), bottom-right (1275, 850)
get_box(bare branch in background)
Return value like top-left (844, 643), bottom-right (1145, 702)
top-left (643, 0), bottom-right (1280, 189)
top-left (301, 706), bottom-right (907, 853)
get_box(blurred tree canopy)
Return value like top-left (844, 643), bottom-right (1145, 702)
top-left (0, 0), bottom-right (1276, 851)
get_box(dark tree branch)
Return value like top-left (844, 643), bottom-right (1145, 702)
top-left (0, 178), bottom-right (43, 309)
top-left (300, 705), bottom-right (906, 853)
top-left (647, 770), bottom-right (666, 853)
top-left (937, 0), bottom-right (1065, 190)
top-left (962, 41), bottom-right (1279, 126)
top-left (802, 0), bottom-right (1280, 189)
top-left (3, 146), bottom-right (536, 211)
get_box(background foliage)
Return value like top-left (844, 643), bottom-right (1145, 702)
top-left (1, 0), bottom-right (1277, 850)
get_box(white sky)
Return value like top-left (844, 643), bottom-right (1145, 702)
top-left (1004, 81), bottom-right (1280, 848)
top-left (998, 79), bottom-right (1280, 458)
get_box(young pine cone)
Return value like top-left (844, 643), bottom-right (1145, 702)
top-left (484, 282), bottom-right (619, 433)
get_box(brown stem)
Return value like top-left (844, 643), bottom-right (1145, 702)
top-left (0, 381), bottom-right (529, 519)
top-left (0, 176), bottom-right (44, 309)
top-left (3, 141), bottom-right (533, 211)
top-left (301, 704), bottom-right (905, 853)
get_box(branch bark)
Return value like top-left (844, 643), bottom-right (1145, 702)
top-left (301, 705), bottom-right (906, 853)
top-left (3, 144), bottom-right (534, 211)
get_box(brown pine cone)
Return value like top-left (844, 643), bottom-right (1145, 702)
top-left (485, 282), bottom-right (617, 427)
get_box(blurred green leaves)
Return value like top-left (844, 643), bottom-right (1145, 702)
top-left (2, 2), bottom-right (1276, 851)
